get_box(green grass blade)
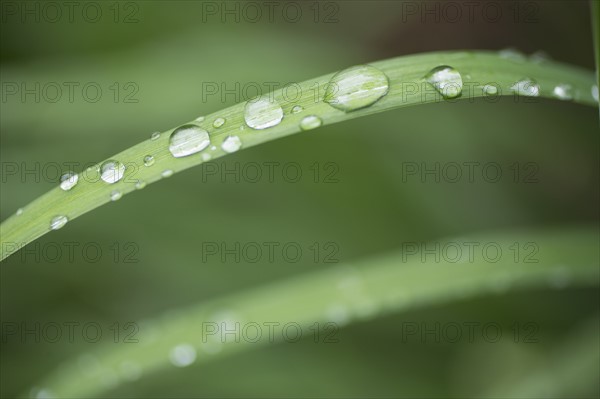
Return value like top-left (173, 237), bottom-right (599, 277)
top-left (26, 227), bottom-right (599, 398)
top-left (1, 50), bottom-right (597, 261)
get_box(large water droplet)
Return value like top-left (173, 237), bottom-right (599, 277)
top-left (510, 78), bottom-right (539, 97)
top-left (553, 84), bottom-right (573, 100)
top-left (169, 344), bottom-right (197, 367)
top-left (59, 172), bottom-right (79, 191)
top-left (143, 155), bottom-right (155, 167)
top-left (324, 65), bottom-right (389, 112)
top-left (425, 65), bottom-right (463, 99)
top-left (110, 190), bottom-right (122, 201)
top-left (169, 125), bottom-right (210, 158)
top-left (213, 117), bottom-right (226, 128)
top-left (50, 215), bottom-right (68, 230)
top-left (100, 160), bottom-right (126, 184)
top-left (221, 135), bottom-right (242, 153)
top-left (300, 115), bottom-right (322, 130)
top-left (244, 96), bottom-right (284, 129)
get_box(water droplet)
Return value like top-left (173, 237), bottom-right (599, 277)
top-left (169, 125), bottom-right (211, 158)
top-left (16, 208), bottom-right (24, 216)
top-left (201, 153), bottom-right (212, 162)
top-left (59, 172), bottom-right (79, 191)
top-left (324, 65), bottom-right (389, 112)
top-left (221, 136), bottom-right (242, 153)
top-left (483, 84), bottom-right (498, 95)
top-left (162, 169), bottom-right (174, 178)
top-left (169, 344), bottom-right (197, 367)
top-left (50, 215), bottom-right (68, 230)
top-left (100, 160), bottom-right (126, 184)
top-left (592, 85), bottom-right (599, 102)
top-left (195, 116), bottom-right (205, 122)
top-left (510, 78), bottom-right (539, 97)
top-left (143, 155), bottom-right (155, 167)
top-left (529, 50), bottom-right (551, 64)
top-left (498, 48), bottom-right (526, 62)
top-left (553, 84), bottom-right (573, 100)
top-left (425, 65), bottom-right (463, 99)
top-left (110, 190), bottom-right (122, 201)
top-left (300, 115), bottom-right (322, 130)
top-left (291, 105), bottom-right (304, 114)
top-left (150, 132), bottom-right (160, 141)
top-left (213, 117), bottom-right (226, 128)
top-left (210, 146), bottom-right (217, 151)
top-left (134, 180), bottom-right (146, 190)
top-left (244, 96), bottom-right (284, 129)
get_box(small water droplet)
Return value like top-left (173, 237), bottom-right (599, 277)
top-left (110, 190), bottom-right (122, 201)
top-left (195, 116), bottom-right (205, 122)
top-left (213, 117), bottom-right (226, 128)
top-left (510, 78), bottom-right (539, 97)
top-left (483, 84), bottom-right (498, 95)
top-left (143, 155), bottom-right (155, 167)
top-left (134, 180), bottom-right (146, 190)
top-left (169, 125), bottom-right (211, 158)
top-left (100, 160), bottom-right (126, 184)
top-left (16, 208), bottom-right (24, 216)
top-left (553, 84), bottom-right (573, 100)
top-left (299, 115), bottom-right (322, 130)
top-left (221, 136), bottom-right (242, 153)
top-left (291, 105), bottom-right (304, 114)
top-left (50, 215), bottom-right (68, 230)
top-left (210, 146), bottom-right (217, 151)
top-left (529, 50), bottom-right (551, 64)
top-left (201, 153), bottom-right (212, 162)
top-left (169, 344), bottom-right (197, 367)
top-left (244, 96), bottom-right (284, 129)
top-left (592, 85), bottom-right (599, 102)
top-left (162, 169), bottom-right (174, 178)
top-left (324, 65), bottom-right (389, 112)
top-left (150, 132), bottom-right (161, 141)
top-left (425, 65), bottom-right (463, 99)
top-left (498, 48), bottom-right (526, 62)
top-left (59, 172), bottom-right (79, 191)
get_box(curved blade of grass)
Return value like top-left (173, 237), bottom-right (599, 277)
top-left (592, 0), bottom-right (600, 118)
top-left (1, 50), bottom-right (597, 261)
top-left (26, 227), bottom-right (599, 398)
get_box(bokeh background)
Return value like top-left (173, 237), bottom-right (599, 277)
top-left (1, 1), bottom-right (598, 398)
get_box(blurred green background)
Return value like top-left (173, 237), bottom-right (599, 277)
top-left (1, 1), bottom-right (598, 398)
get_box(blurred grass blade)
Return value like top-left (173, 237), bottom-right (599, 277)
top-left (1, 51), bottom-right (598, 261)
top-left (28, 227), bottom-right (599, 398)
top-left (592, 0), bottom-right (600, 118)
